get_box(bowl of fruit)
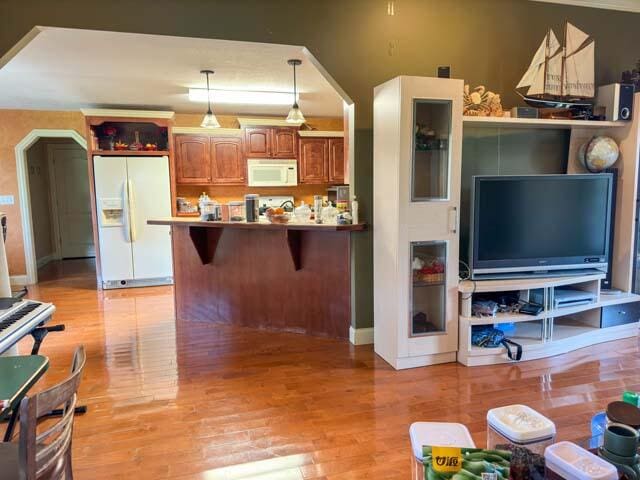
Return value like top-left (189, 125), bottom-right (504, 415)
top-left (114, 141), bottom-right (129, 151)
top-left (264, 207), bottom-right (289, 224)
top-left (144, 143), bottom-right (158, 151)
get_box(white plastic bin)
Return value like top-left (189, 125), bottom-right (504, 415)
top-left (545, 441), bottom-right (618, 480)
top-left (487, 404), bottom-right (556, 455)
top-left (409, 422), bottom-right (475, 480)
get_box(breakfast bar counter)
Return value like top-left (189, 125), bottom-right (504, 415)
top-left (148, 218), bottom-right (366, 339)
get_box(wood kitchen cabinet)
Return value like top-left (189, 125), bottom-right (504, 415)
top-left (244, 127), bottom-right (298, 158)
top-left (175, 136), bottom-right (211, 184)
top-left (211, 137), bottom-right (245, 184)
top-left (244, 128), bottom-right (270, 157)
top-left (271, 128), bottom-right (297, 158)
top-left (299, 137), bottom-right (345, 184)
top-left (328, 138), bottom-right (345, 184)
top-left (299, 138), bottom-right (329, 184)
top-left (174, 135), bottom-right (244, 185)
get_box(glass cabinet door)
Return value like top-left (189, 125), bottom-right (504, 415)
top-left (410, 241), bottom-right (447, 336)
top-left (412, 100), bottom-right (452, 201)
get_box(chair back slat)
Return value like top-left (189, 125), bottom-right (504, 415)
top-left (18, 346), bottom-right (86, 480)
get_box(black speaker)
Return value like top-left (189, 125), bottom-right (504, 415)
top-left (597, 83), bottom-right (634, 121)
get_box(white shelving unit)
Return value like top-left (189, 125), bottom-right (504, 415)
top-left (374, 76), bottom-right (640, 369)
top-left (463, 116), bottom-right (626, 129)
top-left (458, 274), bottom-right (640, 366)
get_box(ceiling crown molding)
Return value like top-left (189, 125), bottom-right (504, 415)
top-left (530, 0), bottom-right (640, 13)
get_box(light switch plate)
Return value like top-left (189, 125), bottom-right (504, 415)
top-left (0, 195), bottom-right (15, 205)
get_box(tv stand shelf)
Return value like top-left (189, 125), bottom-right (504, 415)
top-left (458, 274), bottom-right (640, 366)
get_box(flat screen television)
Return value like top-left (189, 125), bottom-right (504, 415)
top-left (470, 174), bottom-right (613, 279)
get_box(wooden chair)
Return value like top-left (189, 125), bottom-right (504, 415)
top-left (0, 345), bottom-right (86, 480)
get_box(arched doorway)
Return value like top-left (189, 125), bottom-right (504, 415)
top-left (15, 129), bottom-right (88, 284)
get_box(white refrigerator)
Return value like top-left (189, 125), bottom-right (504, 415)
top-left (93, 156), bottom-right (173, 289)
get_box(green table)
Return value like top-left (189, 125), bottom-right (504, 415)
top-left (0, 355), bottom-right (49, 441)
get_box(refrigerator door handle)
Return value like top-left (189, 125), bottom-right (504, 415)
top-left (122, 182), bottom-right (131, 243)
top-left (127, 178), bottom-right (137, 243)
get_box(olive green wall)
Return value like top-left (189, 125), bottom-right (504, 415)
top-left (2, 0), bottom-right (639, 328)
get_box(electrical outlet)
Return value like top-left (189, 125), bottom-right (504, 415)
top-left (0, 195), bottom-right (15, 205)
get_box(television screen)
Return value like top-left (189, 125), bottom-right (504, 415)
top-left (471, 174), bottom-right (613, 278)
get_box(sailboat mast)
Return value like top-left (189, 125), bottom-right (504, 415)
top-left (561, 21), bottom-right (567, 98)
top-left (542, 28), bottom-right (550, 97)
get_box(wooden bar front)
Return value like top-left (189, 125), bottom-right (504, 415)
top-left (160, 220), bottom-right (365, 339)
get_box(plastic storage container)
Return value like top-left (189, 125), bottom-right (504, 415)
top-left (545, 441), bottom-right (618, 480)
top-left (487, 404), bottom-right (556, 455)
top-left (409, 422), bottom-right (475, 480)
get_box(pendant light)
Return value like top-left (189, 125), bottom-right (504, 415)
top-left (200, 70), bottom-right (220, 128)
top-left (286, 59), bottom-right (306, 124)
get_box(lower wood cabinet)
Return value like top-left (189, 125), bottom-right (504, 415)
top-left (175, 135), bottom-right (244, 185)
top-left (299, 137), bottom-right (344, 184)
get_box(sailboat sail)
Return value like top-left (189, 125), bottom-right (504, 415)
top-left (517, 30), bottom-right (560, 90)
top-left (564, 41), bottom-right (595, 97)
top-left (565, 22), bottom-right (589, 56)
top-left (545, 49), bottom-right (564, 95)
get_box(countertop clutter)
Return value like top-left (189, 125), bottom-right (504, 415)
top-left (148, 217), bottom-right (366, 231)
top-left (411, 393), bottom-right (640, 480)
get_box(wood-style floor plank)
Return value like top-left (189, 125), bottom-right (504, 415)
top-left (15, 259), bottom-right (640, 479)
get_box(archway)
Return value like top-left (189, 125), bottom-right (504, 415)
top-left (15, 129), bottom-right (87, 284)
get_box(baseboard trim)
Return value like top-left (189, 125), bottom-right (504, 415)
top-left (10, 275), bottom-right (28, 286)
top-left (36, 254), bottom-right (56, 268)
top-left (349, 326), bottom-right (374, 345)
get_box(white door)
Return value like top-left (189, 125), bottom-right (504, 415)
top-left (126, 156), bottom-right (173, 280)
top-left (93, 156), bottom-right (134, 282)
top-left (50, 145), bottom-right (95, 258)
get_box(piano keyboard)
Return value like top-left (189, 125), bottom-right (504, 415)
top-left (0, 300), bottom-right (55, 354)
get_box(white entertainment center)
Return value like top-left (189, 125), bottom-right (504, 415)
top-left (373, 76), bottom-right (640, 369)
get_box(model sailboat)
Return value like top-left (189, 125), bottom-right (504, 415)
top-left (517, 22), bottom-right (595, 109)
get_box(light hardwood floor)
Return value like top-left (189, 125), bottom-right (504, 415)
top-left (17, 259), bottom-right (640, 479)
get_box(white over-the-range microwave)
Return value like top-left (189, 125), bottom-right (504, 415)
top-left (247, 159), bottom-right (298, 187)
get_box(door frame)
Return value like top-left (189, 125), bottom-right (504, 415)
top-left (15, 129), bottom-right (87, 284)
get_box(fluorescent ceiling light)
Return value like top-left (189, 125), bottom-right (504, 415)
top-left (188, 88), bottom-right (297, 105)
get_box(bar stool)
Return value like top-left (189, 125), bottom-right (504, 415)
top-left (409, 422), bottom-right (476, 480)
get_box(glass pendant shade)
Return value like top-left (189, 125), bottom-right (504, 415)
top-left (201, 109), bottom-right (220, 128)
top-left (286, 103), bottom-right (306, 124)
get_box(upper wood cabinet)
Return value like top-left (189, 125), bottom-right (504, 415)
top-left (175, 136), bottom-right (211, 184)
top-left (328, 138), bottom-right (345, 184)
top-left (174, 134), bottom-right (244, 185)
top-left (271, 128), bottom-right (297, 158)
top-left (244, 128), bottom-right (270, 158)
top-left (299, 138), bottom-right (329, 184)
top-left (211, 137), bottom-right (245, 184)
top-left (244, 126), bottom-right (298, 158)
top-left (299, 137), bottom-right (345, 184)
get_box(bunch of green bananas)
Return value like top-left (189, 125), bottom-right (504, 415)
top-left (422, 447), bottom-right (511, 480)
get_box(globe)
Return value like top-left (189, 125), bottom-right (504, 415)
top-left (579, 136), bottom-right (620, 172)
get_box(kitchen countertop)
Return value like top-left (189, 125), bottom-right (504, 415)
top-left (148, 217), bottom-right (366, 231)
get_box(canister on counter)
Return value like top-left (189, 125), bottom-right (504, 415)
top-left (245, 194), bottom-right (259, 223)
